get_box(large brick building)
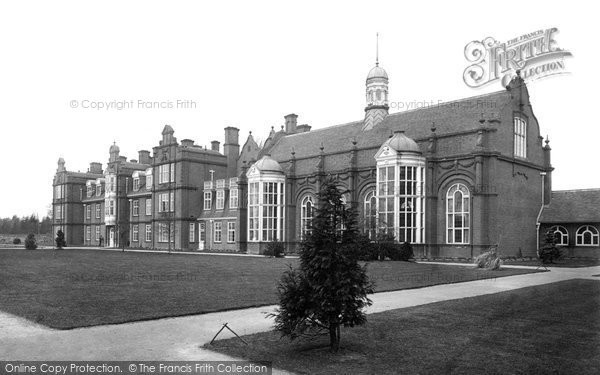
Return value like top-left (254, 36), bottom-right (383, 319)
top-left (54, 61), bottom-right (590, 258)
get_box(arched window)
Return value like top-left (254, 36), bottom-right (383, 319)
top-left (446, 183), bottom-right (470, 244)
top-left (364, 190), bottom-right (377, 239)
top-left (549, 225), bottom-right (568, 246)
top-left (300, 195), bottom-right (314, 240)
top-left (514, 117), bottom-right (527, 158)
top-left (576, 225), bottom-right (599, 246)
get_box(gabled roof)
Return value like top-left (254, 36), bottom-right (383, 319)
top-left (266, 90), bottom-right (510, 161)
top-left (540, 189), bottom-right (600, 223)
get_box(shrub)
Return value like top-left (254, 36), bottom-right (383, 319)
top-left (264, 240), bottom-right (285, 258)
top-left (25, 233), bottom-right (37, 250)
top-left (55, 229), bottom-right (66, 249)
top-left (474, 250), bottom-right (502, 270)
top-left (12, 237), bottom-right (21, 245)
top-left (391, 242), bottom-right (414, 261)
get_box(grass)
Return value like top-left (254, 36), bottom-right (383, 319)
top-left (208, 279), bottom-right (600, 375)
top-left (0, 248), bottom-right (540, 329)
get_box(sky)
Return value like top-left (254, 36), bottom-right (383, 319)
top-left (0, 0), bottom-right (597, 218)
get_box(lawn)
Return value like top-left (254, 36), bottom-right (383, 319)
top-left (0, 248), bottom-right (540, 329)
top-left (208, 279), bottom-right (600, 375)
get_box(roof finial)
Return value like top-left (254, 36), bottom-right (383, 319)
top-left (376, 32), bottom-right (379, 67)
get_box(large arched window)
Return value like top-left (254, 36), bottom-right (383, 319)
top-left (446, 183), bottom-right (470, 244)
top-left (549, 225), bottom-right (568, 246)
top-left (300, 195), bottom-right (314, 240)
top-left (576, 225), bottom-right (599, 246)
top-left (364, 190), bottom-right (377, 239)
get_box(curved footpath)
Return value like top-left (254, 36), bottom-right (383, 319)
top-left (1, 264), bottom-right (598, 375)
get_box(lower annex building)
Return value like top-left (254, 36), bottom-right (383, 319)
top-left (51, 60), bottom-right (599, 258)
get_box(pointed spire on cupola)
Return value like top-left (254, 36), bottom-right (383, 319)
top-left (363, 33), bottom-right (389, 131)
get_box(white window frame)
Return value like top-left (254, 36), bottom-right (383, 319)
top-left (229, 188), bottom-right (238, 209)
top-left (95, 226), bottom-right (100, 241)
top-left (159, 193), bottom-right (169, 212)
top-left (145, 199), bottom-right (152, 216)
top-left (86, 205), bottom-right (91, 219)
top-left (446, 183), bottom-right (470, 244)
top-left (145, 224), bottom-right (152, 242)
top-left (132, 225), bottom-right (139, 242)
top-left (146, 175), bottom-right (153, 190)
top-left (170, 163), bottom-right (175, 183)
top-left (248, 180), bottom-right (285, 242)
top-left (204, 191), bottom-right (212, 210)
top-left (300, 195), bottom-right (315, 240)
top-left (87, 185), bottom-right (93, 198)
top-left (159, 164), bottom-right (170, 184)
top-left (214, 221), bottom-right (222, 243)
top-left (216, 189), bottom-right (225, 210)
top-left (549, 225), bottom-right (568, 246)
top-left (86, 226), bottom-right (91, 241)
top-left (95, 203), bottom-right (101, 218)
top-left (576, 225), bottom-right (599, 246)
top-left (364, 190), bottom-right (377, 239)
top-left (514, 117), bottom-right (527, 158)
top-left (132, 200), bottom-right (139, 216)
top-left (96, 184), bottom-right (102, 196)
top-left (189, 222), bottom-right (195, 243)
top-left (133, 178), bottom-right (140, 191)
top-left (227, 222), bottom-right (236, 243)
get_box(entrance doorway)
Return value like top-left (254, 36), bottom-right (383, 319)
top-left (109, 227), bottom-right (115, 247)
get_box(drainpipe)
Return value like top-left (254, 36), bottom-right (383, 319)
top-left (535, 172), bottom-right (547, 256)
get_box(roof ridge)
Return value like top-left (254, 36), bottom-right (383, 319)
top-left (553, 188), bottom-right (600, 193)
top-left (385, 89), bottom-right (508, 119)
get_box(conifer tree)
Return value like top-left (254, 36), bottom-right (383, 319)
top-left (271, 179), bottom-right (373, 352)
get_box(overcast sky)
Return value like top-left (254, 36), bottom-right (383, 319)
top-left (0, 0), bottom-right (597, 218)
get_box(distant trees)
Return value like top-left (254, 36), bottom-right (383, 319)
top-left (0, 215), bottom-right (52, 234)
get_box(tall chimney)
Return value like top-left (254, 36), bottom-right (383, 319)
top-left (89, 162), bottom-right (103, 174)
top-left (224, 127), bottom-right (240, 177)
top-left (211, 140), bottom-right (220, 152)
top-left (284, 113), bottom-right (298, 133)
top-left (138, 150), bottom-right (151, 165)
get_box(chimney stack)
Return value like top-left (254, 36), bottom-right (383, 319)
top-left (89, 162), bottom-right (103, 174)
top-left (181, 139), bottom-right (195, 147)
top-left (224, 127), bottom-right (240, 177)
top-left (296, 124), bottom-right (311, 133)
top-left (211, 140), bottom-right (220, 152)
top-left (138, 150), bottom-right (151, 165)
top-left (284, 113), bottom-right (298, 133)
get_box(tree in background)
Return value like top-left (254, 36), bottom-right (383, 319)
top-left (0, 214), bottom-right (52, 234)
top-left (271, 179), bottom-right (373, 353)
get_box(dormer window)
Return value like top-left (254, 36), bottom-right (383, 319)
top-left (133, 178), bottom-right (140, 191)
top-left (86, 185), bottom-right (93, 198)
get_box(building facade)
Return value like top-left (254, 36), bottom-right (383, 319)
top-left (53, 61), bottom-right (574, 258)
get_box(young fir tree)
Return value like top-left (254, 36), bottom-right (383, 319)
top-left (271, 179), bottom-right (373, 352)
